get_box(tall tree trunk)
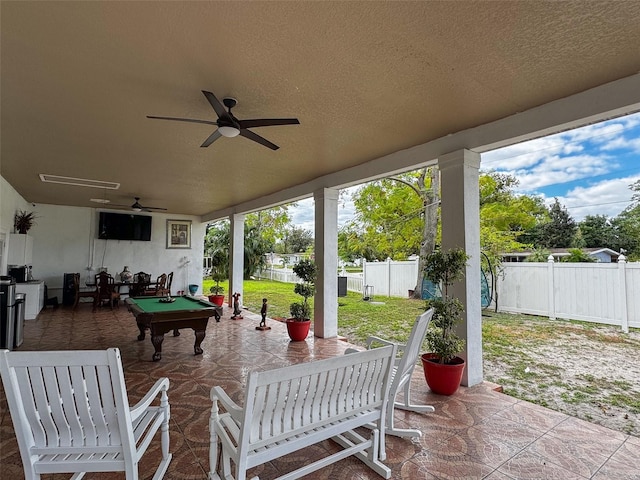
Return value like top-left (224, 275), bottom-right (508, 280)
top-left (413, 166), bottom-right (439, 299)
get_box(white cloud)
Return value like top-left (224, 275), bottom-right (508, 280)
top-left (289, 198), bottom-right (315, 232)
top-left (546, 175), bottom-right (639, 221)
top-left (508, 154), bottom-right (615, 191)
top-left (288, 188), bottom-right (357, 234)
top-left (481, 112), bottom-right (640, 194)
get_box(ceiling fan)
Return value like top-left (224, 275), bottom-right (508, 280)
top-left (110, 197), bottom-right (167, 212)
top-left (147, 90), bottom-right (300, 150)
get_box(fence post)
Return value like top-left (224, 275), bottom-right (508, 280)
top-left (547, 255), bottom-right (556, 320)
top-left (618, 254), bottom-right (629, 333)
top-left (363, 260), bottom-right (367, 296)
top-left (387, 257), bottom-right (392, 297)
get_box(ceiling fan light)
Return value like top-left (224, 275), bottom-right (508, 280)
top-left (132, 207), bottom-right (142, 212)
top-left (218, 125), bottom-right (240, 137)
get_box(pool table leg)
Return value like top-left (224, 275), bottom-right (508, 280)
top-left (151, 333), bottom-right (165, 361)
top-left (194, 328), bottom-right (205, 355)
top-left (136, 322), bottom-right (146, 341)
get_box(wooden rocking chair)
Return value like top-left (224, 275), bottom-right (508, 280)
top-left (0, 347), bottom-right (172, 480)
top-left (346, 308), bottom-right (435, 440)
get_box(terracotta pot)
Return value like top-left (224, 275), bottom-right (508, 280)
top-left (420, 353), bottom-right (465, 396)
top-left (285, 319), bottom-right (311, 341)
top-left (208, 294), bottom-right (225, 306)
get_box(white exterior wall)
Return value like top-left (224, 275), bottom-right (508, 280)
top-left (0, 176), bottom-right (205, 302)
top-left (37, 204), bottom-right (204, 300)
top-left (1, 176), bottom-right (32, 275)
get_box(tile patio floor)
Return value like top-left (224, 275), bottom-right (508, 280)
top-left (1, 300), bottom-right (638, 479)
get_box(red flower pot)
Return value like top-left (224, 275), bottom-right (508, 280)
top-left (285, 319), bottom-right (311, 341)
top-left (208, 294), bottom-right (225, 306)
top-left (421, 353), bottom-right (466, 396)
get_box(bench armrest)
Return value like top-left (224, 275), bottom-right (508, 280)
top-left (130, 377), bottom-right (170, 420)
top-left (211, 385), bottom-right (243, 421)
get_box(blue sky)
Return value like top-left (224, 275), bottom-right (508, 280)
top-left (290, 111), bottom-right (640, 232)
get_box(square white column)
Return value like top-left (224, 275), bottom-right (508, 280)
top-left (314, 188), bottom-right (339, 338)
top-left (229, 213), bottom-right (245, 307)
top-left (439, 149), bottom-right (483, 387)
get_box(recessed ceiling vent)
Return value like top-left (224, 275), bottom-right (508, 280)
top-left (39, 174), bottom-right (120, 190)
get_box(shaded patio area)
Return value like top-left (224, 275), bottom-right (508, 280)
top-left (1, 303), bottom-right (638, 479)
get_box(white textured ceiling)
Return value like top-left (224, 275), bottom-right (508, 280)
top-left (2, 1), bottom-right (640, 217)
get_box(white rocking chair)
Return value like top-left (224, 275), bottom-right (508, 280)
top-left (346, 308), bottom-right (435, 439)
top-left (0, 347), bottom-right (172, 480)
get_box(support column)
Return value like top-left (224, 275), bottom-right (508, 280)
top-left (314, 188), bottom-right (339, 338)
top-left (229, 214), bottom-right (245, 308)
top-left (439, 149), bottom-right (482, 387)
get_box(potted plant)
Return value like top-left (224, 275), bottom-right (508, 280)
top-left (420, 248), bottom-right (469, 395)
top-left (286, 259), bottom-right (317, 341)
top-left (208, 270), bottom-right (225, 306)
top-left (207, 250), bottom-right (227, 306)
top-left (14, 210), bottom-right (37, 234)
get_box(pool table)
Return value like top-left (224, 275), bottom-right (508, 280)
top-left (125, 296), bottom-right (223, 361)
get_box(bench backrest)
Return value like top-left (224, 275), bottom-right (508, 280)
top-left (241, 345), bottom-right (395, 449)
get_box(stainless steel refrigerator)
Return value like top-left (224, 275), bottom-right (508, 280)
top-left (1, 275), bottom-right (16, 350)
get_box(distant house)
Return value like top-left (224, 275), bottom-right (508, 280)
top-left (501, 248), bottom-right (620, 263)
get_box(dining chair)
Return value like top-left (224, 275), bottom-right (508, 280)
top-left (143, 273), bottom-right (167, 296)
top-left (0, 347), bottom-right (172, 479)
top-left (129, 271), bottom-right (151, 297)
top-left (72, 272), bottom-right (97, 309)
top-left (163, 271), bottom-right (174, 296)
top-left (94, 271), bottom-right (121, 310)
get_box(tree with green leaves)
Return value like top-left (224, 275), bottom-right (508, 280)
top-left (607, 180), bottom-right (640, 260)
top-left (246, 205), bottom-right (293, 247)
top-left (479, 172), bottom-right (548, 268)
top-left (205, 218), bottom-right (273, 279)
top-left (578, 215), bottom-right (616, 248)
top-left (278, 226), bottom-right (313, 254)
top-left (343, 167), bottom-right (439, 298)
top-left (534, 198), bottom-right (577, 248)
top-left (562, 248), bottom-right (596, 263)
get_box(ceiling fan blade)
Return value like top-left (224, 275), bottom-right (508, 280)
top-left (141, 206), bottom-right (167, 211)
top-left (239, 129), bottom-right (279, 150)
top-left (202, 90), bottom-right (228, 119)
top-left (201, 129), bottom-right (222, 148)
top-left (238, 118), bottom-right (300, 129)
top-left (147, 115), bottom-right (218, 126)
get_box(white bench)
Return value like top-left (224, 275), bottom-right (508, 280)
top-left (209, 345), bottom-right (396, 480)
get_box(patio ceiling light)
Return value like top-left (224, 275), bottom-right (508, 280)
top-left (218, 126), bottom-right (240, 137)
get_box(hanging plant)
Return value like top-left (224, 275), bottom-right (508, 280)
top-left (14, 210), bottom-right (37, 234)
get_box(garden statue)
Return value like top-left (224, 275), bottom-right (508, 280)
top-left (231, 292), bottom-right (243, 319)
top-left (256, 298), bottom-right (270, 330)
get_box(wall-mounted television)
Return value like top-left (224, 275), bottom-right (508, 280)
top-left (98, 212), bottom-right (152, 241)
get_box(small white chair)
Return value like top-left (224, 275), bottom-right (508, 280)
top-left (346, 308), bottom-right (435, 439)
top-left (0, 347), bottom-right (171, 480)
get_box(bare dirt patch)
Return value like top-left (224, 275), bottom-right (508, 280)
top-left (482, 312), bottom-right (640, 437)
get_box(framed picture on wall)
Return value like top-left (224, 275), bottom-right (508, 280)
top-left (166, 219), bottom-right (191, 249)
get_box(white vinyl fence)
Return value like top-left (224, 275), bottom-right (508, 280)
top-left (362, 259), bottom-right (419, 298)
top-left (258, 255), bottom-right (640, 332)
top-left (257, 259), bottom-right (419, 298)
top-left (497, 256), bottom-right (639, 332)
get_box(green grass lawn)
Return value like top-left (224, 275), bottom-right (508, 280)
top-left (202, 278), bottom-right (426, 345)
